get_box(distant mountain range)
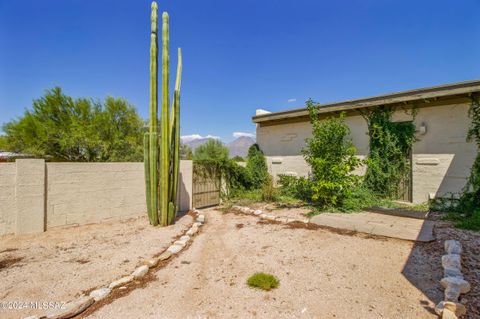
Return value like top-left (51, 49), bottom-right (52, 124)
top-left (227, 136), bottom-right (255, 158)
top-left (182, 136), bottom-right (255, 159)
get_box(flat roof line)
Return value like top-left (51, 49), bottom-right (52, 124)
top-left (252, 80), bottom-right (480, 123)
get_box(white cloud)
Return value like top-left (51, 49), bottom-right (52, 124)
top-left (180, 134), bottom-right (220, 143)
top-left (287, 98), bottom-right (297, 103)
top-left (233, 132), bottom-right (255, 139)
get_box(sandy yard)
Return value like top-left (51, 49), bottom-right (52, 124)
top-left (0, 213), bottom-right (194, 319)
top-left (85, 209), bottom-right (445, 319)
top-left (2, 206), bottom-right (478, 319)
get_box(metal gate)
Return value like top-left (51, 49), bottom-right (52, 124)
top-left (192, 164), bottom-right (221, 208)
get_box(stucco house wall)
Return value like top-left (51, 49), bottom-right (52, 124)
top-left (256, 101), bottom-right (477, 203)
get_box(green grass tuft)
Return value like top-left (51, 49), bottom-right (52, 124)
top-left (247, 272), bottom-right (279, 291)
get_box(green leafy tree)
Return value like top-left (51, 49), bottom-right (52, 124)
top-left (179, 143), bottom-right (193, 160)
top-left (193, 139), bottom-right (228, 162)
top-left (1, 87), bottom-right (144, 162)
top-left (0, 135), bottom-right (8, 150)
top-left (231, 155), bottom-right (244, 162)
top-left (193, 139), bottom-right (252, 197)
top-left (246, 144), bottom-right (269, 189)
top-left (302, 99), bottom-right (362, 208)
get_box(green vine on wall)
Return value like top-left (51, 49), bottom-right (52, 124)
top-left (456, 96), bottom-right (480, 213)
top-left (361, 105), bottom-right (416, 199)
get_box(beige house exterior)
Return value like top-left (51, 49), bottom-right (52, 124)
top-left (253, 80), bottom-right (480, 204)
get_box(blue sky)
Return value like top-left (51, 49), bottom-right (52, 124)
top-left (0, 0), bottom-right (479, 143)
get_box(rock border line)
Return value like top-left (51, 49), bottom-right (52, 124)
top-left (435, 239), bottom-right (471, 319)
top-left (231, 205), bottom-right (309, 224)
top-left (23, 211), bottom-right (206, 319)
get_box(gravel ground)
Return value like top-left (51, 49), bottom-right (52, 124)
top-left (87, 209), bottom-right (442, 319)
top-left (0, 214), bottom-right (193, 319)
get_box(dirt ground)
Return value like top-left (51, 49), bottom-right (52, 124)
top-left (0, 214), bottom-right (193, 319)
top-left (86, 209), bottom-right (445, 319)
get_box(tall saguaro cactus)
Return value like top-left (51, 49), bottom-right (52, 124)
top-left (144, 1), bottom-right (182, 226)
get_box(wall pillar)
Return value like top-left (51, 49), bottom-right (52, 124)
top-left (15, 159), bottom-right (45, 235)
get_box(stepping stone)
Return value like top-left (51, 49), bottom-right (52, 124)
top-left (310, 212), bottom-right (435, 242)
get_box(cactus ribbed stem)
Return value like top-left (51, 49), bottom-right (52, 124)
top-left (145, 1), bottom-right (182, 227)
top-left (146, 1), bottom-right (159, 226)
top-left (159, 12), bottom-right (170, 226)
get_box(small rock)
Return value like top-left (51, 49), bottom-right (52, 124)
top-left (442, 308), bottom-right (458, 319)
top-left (442, 254), bottom-right (462, 271)
top-left (193, 222), bottom-right (202, 228)
top-left (277, 217), bottom-right (289, 223)
top-left (180, 235), bottom-right (190, 242)
top-left (265, 214), bottom-right (277, 221)
top-left (260, 213), bottom-right (268, 219)
top-left (109, 275), bottom-right (134, 289)
top-left (444, 267), bottom-right (464, 279)
top-left (173, 240), bottom-right (187, 247)
top-left (435, 301), bottom-right (466, 317)
top-left (23, 316), bottom-right (39, 319)
top-left (167, 244), bottom-right (183, 254)
top-left (232, 205), bottom-right (241, 210)
top-left (46, 296), bottom-right (94, 319)
top-left (197, 215), bottom-right (205, 223)
top-left (89, 287), bottom-right (111, 301)
top-left (254, 209), bottom-right (263, 215)
top-left (186, 226), bottom-right (199, 236)
top-left (445, 286), bottom-right (461, 302)
top-left (441, 277), bottom-right (471, 294)
top-left (158, 251), bottom-right (172, 261)
top-left (240, 207), bottom-right (250, 213)
top-left (445, 240), bottom-right (462, 255)
top-left (142, 258), bottom-right (159, 268)
top-left (132, 265), bottom-right (149, 279)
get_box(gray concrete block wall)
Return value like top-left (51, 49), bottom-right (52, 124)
top-left (0, 163), bottom-right (17, 235)
top-left (0, 160), bottom-right (193, 236)
top-left (16, 159), bottom-right (45, 234)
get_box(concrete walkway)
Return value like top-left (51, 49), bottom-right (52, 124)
top-left (310, 212), bottom-right (435, 242)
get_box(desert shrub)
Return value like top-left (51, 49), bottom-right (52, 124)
top-left (231, 155), bottom-right (244, 162)
top-left (301, 100), bottom-right (362, 208)
top-left (246, 144), bottom-right (269, 189)
top-left (193, 139), bottom-right (253, 197)
top-left (277, 175), bottom-right (312, 201)
top-left (452, 209), bottom-right (480, 230)
top-left (247, 272), bottom-right (279, 291)
top-left (260, 175), bottom-right (278, 202)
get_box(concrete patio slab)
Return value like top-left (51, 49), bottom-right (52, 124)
top-left (310, 212), bottom-right (435, 242)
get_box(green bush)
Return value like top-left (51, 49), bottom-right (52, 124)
top-left (261, 175), bottom-right (278, 202)
top-left (247, 272), bottom-right (279, 291)
top-left (301, 100), bottom-right (362, 208)
top-left (246, 144), bottom-right (269, 189)
top-left (452, 209), bottom-right (480, 231)
top-left (277, 175), bottom-right (312, 201)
